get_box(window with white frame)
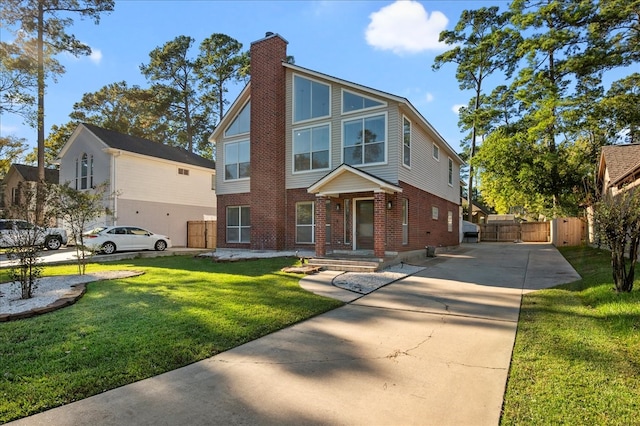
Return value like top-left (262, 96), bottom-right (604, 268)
top-left (448, 157), bottom-right (453, 186)
top-left (342, 90), bottom-right (384, 113)
top-left (432, 206), bottom-right (439, 220)
top-left (293, 75), bottom-right (330, 123)
top-left (226, 206), bottom-right (250, 243)
top-left (433, 144), bottom-right (440, 161)
top-left (402, 198), bottom-right (409, 245)
top-left (225, 101), bottom-right (251, 136)
top-left (403, 117), bottom-right (411, 167)
top-left (293, 124), bottom-right (330, 172)
top-left (448, 211), bottom-right (453, 232)
top-left (296, 202), bottom-right (315, 244)
top-left (343, 114), bottom-right (386, 166)
top-left (224, 140), bottom-right (250, 180)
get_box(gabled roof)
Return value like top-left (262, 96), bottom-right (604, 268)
top-left (65, 124), bottom-right (216, 170)
top-left (599, 144), bottom-right (640, 186)
top-left (10, 164), bottom-right (59, 184)
top-left (308, 163), bottom-right (403, 196)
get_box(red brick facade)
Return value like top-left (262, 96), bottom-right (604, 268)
top-left (216, 33), bottom-right (460, 256)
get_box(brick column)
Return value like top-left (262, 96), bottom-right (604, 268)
top-left (374, 192), bottom-right (386, 259)
top-left (315, 196), bottom-right (327, 257)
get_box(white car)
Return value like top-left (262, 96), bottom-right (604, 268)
top-left (82, 226), bottom-right (171, 254)
top-left (0, 219), bottom-right (68, 250)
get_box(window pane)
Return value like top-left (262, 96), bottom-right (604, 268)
top-left (297, 203), bottom-right (313, 225)
top-left (226, 101), bottom-right (251, 136)
top-left (344, 120), bottom-right (362, 147)
top-left (343, 91), bottom-right (361, 113)
top-left (312, 81), bottom-right (329, 118)
top-left (239, 162), bottom-right (250, 178)
top-left (238, 141), bottom-right (250, 162)
top-left (344, 146), bottom-right (362, 166)
top-left (225, 143), bottom-right (238, 163)
top-left (297, 226), bottom-right (313, 243)
top-left (225, 164), bottom-right (238, 180)
top-left (240, 227), bottom-right (251, 243)
top-left (227, 207), bottom-right (239, 226)
top-left (364, 116), bottom-right (384, 143)
top-left (364, 142), bottom-right (384, 163)
top-left (294, 153), bottom-right (311, 171)
top-left (227, 228), bottom-right (239, 242)
top-left (312, 150), bottom-right (329, 169)
top-left (294, 76), bottom-right (311, 122)
top-left (240, 206), bottom-right (251, 226)
top-left (312, 126), bottom-right (329, 151)
top-left (293, 129), bottom-right (311, 154)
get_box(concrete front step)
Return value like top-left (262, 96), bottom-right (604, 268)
top-left (305, 257), bottom-right (381, 272)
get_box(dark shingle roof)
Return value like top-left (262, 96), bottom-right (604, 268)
top-left (601, 144), bottom-right (640, 185)
top-left (13, 164), bottom-right (59, 184)
top-left (82, 123), bottom-right (216, 170)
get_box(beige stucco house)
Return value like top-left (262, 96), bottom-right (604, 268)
top-left (56, 123), bottom-right (216, 246)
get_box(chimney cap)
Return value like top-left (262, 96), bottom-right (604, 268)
top-left (265, 31), bottom-right (274, 37)
top-left (251, 32), bottom-right (289, 46)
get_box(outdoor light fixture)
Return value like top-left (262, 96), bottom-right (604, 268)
top-left (387, 201), bottom-right (393, 210)
top-left (336, 202), bottom-right (341, 211)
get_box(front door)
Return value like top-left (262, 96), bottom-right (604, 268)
top-left (355, 199), bottom-right (374, 250)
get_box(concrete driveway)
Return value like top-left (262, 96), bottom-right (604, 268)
top-left (9, 243), bottom-right (580, 426)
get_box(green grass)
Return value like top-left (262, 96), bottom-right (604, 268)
top-left (0, 256), bottom-right (343, 423)
top-left (501, 246), bottom-right (640, 425)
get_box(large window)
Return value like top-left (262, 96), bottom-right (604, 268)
top-left (294, 75), bottom-right (330, 123)
top-left (77, 153), bottom-right (93, 190)
top-left (224, 140), bottom-right (250, 180)
top-left (227, 206), bottom-right (250, 243)
top-left (342, 90), bottom-right (384, 113)
top-left (225, 101), bottom-right (250, 136)
top-left (293, 124), bottom-right (330, 172)
top-left (403, 117), bottom-right (411, 168)
top-left (343, 114), bottom-right (386, 166)
top-left (296, 202), bottom-right (315, 244)
top-left (448, 157), bottom-right (454, 186)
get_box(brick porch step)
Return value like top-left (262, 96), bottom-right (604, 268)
top-left (305, 257), bottom-right (380, 273)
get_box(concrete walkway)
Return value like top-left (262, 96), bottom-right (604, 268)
top-left (9, 243), bottom-right (580, 426)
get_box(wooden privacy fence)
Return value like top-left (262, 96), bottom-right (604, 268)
top-left (187, 221), bottom-right (217, 249)
top-left (479, 222), bottom-right (550, 242)
top-left (552, 217), bottom-right (587, 247)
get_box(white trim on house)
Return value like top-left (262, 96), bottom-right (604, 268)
top-left (307, 164), bottom-right (402, 197)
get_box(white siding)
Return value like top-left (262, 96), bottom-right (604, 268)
top-left (58, 130), bottom-right (111, 189)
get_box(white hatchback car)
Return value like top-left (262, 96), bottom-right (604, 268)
top-left (82, 226), bottom-right (172, 254)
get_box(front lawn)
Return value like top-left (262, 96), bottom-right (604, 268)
top-left (501, 246), bottom-right (640, 425)
top-left (0, 256), bottom-right (343, 423)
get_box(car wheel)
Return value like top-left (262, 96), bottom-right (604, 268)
top-left (45, 236), bottom-right (62, 250)
top-left (102, 242), bottom-right (116, 254)
top-left (154, 240), bottom-right (167, 251)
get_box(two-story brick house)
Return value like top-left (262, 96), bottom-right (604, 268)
top-left (210, 33), bottom-right (463, 260)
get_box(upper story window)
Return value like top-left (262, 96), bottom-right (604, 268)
top-left (293, 124), bottom-right (330, 173)
top-left (403, 117), bottom-right (411, 168)
top-left (178, 168), bottom-right (189, 176)
top-left (342, 90), bottom-right (384, 114)
top-left (448, 157), bottom-right (454, 186)
top-left (433, 144), bottom-right (440, 161)
top-left (343, 113), bottom-right (386, 166)
top-left (225, 101), bottom-right (250, 136)
top-left (224, 140), bottom-right (250, 181)
top-left (293, 75), bottom-right (330, 123)
top-left (76, 153), bottom-right (94, 190)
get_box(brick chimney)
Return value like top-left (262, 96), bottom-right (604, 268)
top-left (249, 33), bottom-right (288, 250)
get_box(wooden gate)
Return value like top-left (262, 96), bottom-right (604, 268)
top-left (521, 222), bottom-right (550, 242)
top-left (553, 217), bottom-right (586, 247)
top-left (187, 221), bottom-right (217, 249)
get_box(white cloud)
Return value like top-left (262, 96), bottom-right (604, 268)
top-left (365, 0), bottom-right (449, 55)
top-left (89, 48), bottom-right (102, 64)
top-left (425, 92), bottom-right (434, 103)
top-left (452, 104), bottom-right (466, 114)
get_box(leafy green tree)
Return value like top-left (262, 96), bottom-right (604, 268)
top-left (0, 0), bottom-right (114, 224)
top-left (140, 35), bottom-right (214, 154)
top-left (54, 181), bottom-right (111, 274)
top-left (0, 34), bottom-right (39, 120)
top-left (592, 187), bottom-right (640, 292)
top-left (596, 73), bottom-right (640, 144)
top-left (0, 135), bottom-right (28, 177)
top-left (196, 33), bottom-right (249, 125)
top-left (433, 6), bottom-right (520, 220)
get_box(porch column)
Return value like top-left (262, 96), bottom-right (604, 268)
top-left (374, 191), bottom-right (386, 259)
top-left (315, 195), bottom-right (327, 257)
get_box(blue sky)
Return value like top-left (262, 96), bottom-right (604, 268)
top-left (2, 0), bottom-right (509, 155)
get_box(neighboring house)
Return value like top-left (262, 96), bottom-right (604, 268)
top-left (1, 164), bottom-right (59, 219)
top-left (209, 33), bottom-right (463, 259)
top-left (56, 123), bottom-right (217, 247)
top-left (596, 144), bottom-right (640, 197)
